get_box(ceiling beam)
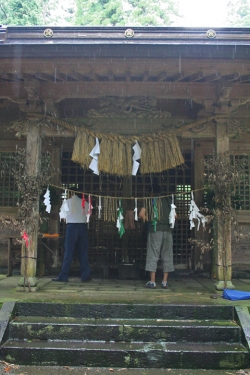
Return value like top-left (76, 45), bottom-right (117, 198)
top-left (157, 72), bottom-right (168, 81)
top-left (166, 73), bottom-right (186, 82)
top-left (89, 71), bottom-right (99, 81)
top-left (0, 73), bottom-right (21, 81)
top-left (0, 81), bottom-right (249, 103)
top-left (125, 72), bottom-right (131, 82)
top-left (185, 72), bottom-right (204, 82)
top-left (35, 73), bottom-right (55, 81)
top-left (142, 72), bottom-right (150, 81)
top-left (107, 71), bottom-right (114, 81)
top-left (222, 73), bottom-right (240, 82)
top-left (67, 72), bottom-right (87, 81)
top-left (203, 73), bottom-right (221, 82)
top-left (240, 74), bottom-right (250, 83)
top-left (40, 81), bottom-right (217, 101)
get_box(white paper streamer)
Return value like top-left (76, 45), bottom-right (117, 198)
top-left (86, 195), bottom-right (93, 223)
top-left (98, 196), bottom-right (102, 219)
top-left (132, 140), bottom-right (141, 176)
top-left (134, 198), bottom-right (138, 221)
top-left (169, 195), bottom-right (176, 229)
top-left (89, 137), bottom-right (100, 175)
top-left (188, 191), bottom-right (207, 231)
top-left (59, 189), bottom-right (69, 221)
top-left (43, 187), bottom-right (51, 213)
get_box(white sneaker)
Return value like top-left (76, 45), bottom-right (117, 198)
top-left (161, 282), bottom-right (168, 289)
top-left (145, 281), bottom-right (156, 289)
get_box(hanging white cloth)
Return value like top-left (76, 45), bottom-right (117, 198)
top-left (59, 189), bottom-right (69, 221)
top-left (169, 195), bottom-right (176, 229)
top-left (132, 140), bottom-right (141, 176)
top-left (89, 137), bottom-right (100, 175)
top-left (188, 191), bottom-right (207, 231)
top-left (43, 187), bottom-right (51, 213)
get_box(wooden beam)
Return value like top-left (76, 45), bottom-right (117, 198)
top-left (157, 72), bottom-right (168, 81)
top-left (67, 72), bottom-right (85, 81)
top-left (0, 140), bottom-right (26, 150)
top-left (15, 73), bottom-right (34, 80)
top-left (38, 81), bottom-right (218, 101)
top-left (1, 73), bottom-right (20, 81)
top-left (166, 73), bottom-right (185, 82)
top-left (240, 74), bottom-right (250, 83)
top-left (203, 73), bottom-right (221, 82)
top-left (89, 71), bottom-right (99, 81)
top-left (107, 71), bottom-right (114, 81)
top-left (1, 80), bottom-right (250, 102)
top-left (186, 72), bottom-right (204, 82)
top-left (35, 73), bottom-right (54, 81)
top-left (54, 72), bottom-right (68, 81)
top-left (125, 72), bottom-right (131, 82)
top-left (1, 57), bottom-right (250, 79)
top-left (237, 210), bottom-right (250, 224)
top-left (142, 72), bottom-right (150, 81)
top-left (222, 73), bottom-right (239, 82)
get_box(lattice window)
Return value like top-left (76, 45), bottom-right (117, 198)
top-left (233, 155), bottom-right (250, 210)
top-left (0, 152), bottom-right (19, 206)
top-left (61, 151), bottom-right (193, 267)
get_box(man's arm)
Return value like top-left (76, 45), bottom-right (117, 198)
top-left (139, 207), bottom-right (148, 222)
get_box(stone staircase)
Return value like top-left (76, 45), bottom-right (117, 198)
top-left (0, 302), bottom-right (249, 369)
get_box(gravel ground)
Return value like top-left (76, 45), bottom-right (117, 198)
top-left (0, 362), bottom-right (250, 375)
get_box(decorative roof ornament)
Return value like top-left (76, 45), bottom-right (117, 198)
top-left (44, 28), bottom-right (53, 38)
top-left (125, 29), bottom-right (134, 38)
top-left (206, 29), bottom-right (216, 39)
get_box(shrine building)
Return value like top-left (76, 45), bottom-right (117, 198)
top-left (0, 26), bottom-right (250, 290)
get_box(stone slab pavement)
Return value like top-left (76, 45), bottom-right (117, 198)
top-left (1, 274), bottom-right (250, 305)
top-left (0, 362), bottom-right (249, 375)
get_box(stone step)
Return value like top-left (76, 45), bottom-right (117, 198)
top-left (16, 302), bottom-right (235, 320)
top-left (9, 316), bottom-right (242, 343)
top-left (2, 340), bottom-right (248, 369)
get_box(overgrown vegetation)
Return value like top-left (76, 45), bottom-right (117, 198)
top-left (1, 0), bottom-right (249, 27)
top-left (189, 152), bottom-right (249, 284)
top-left (0, 148), bottom-right (53, 234)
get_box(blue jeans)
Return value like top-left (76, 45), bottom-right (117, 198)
top-left (58, 223), bottom-right (90, 281)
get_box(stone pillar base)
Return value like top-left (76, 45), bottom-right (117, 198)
top-left (16, 285), bottom-right (40, 292)
top-left (214, 280), bottom-right (235, 290)
top-left (17, 276), bottom-right (38, 289)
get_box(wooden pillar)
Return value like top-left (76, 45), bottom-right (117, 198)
top-left (49, 145), bottom-right (61, 269)
top-left (214, 119), bottom-right (234, 290)
top-left (193, 141), bottom-right (206, 272)
top-left (17, 120), bottom-right (41, 291)
top-left (121, 176), bottom-right (132, 262)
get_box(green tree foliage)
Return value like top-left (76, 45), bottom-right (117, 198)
top-left (74, 0), bottom-right (180, 26)
top-left (226, 0), bottom-right (250, 26)
top-left (0, 0), bottom-right (54, 25)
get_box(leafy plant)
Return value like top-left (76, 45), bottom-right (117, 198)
top-left (0, 148), bottom-right (53, 234)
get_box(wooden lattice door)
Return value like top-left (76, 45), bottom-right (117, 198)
top-left (61, 151), bottom-right (193, 271)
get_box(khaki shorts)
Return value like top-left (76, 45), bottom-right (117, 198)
top-left (145, 231), bottom-right (174, 273)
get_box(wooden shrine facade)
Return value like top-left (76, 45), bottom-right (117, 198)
top-left (0, 26), bottom-right (250, 288)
